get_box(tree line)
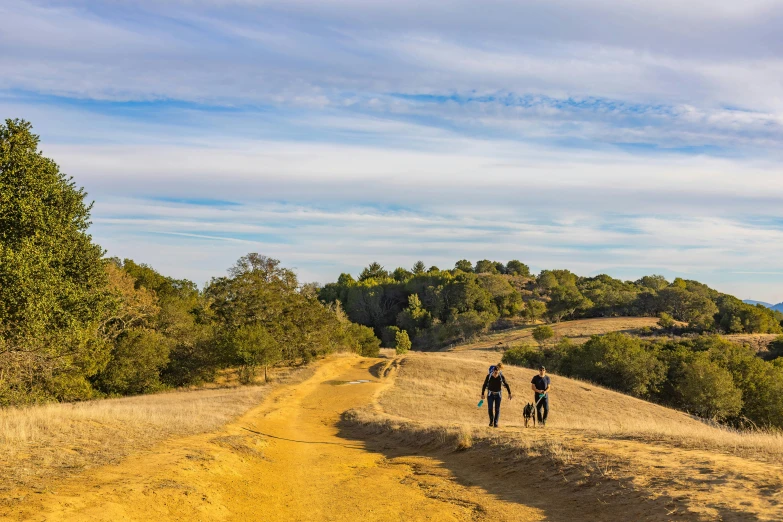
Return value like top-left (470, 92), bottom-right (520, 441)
top-left (0, 119), bottom-right (378, 406)
top-left (319, 261), bottom-right (783, 350)
top-left (503, 333), bottom-right (783, 429)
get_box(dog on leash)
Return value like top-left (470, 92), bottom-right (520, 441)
top-left (523, 402), bottom-right (536, 428)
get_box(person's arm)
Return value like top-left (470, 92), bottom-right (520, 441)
top-left (502, 375), bottom-right (512, 398)
top-left (544, 378), bottom-right (551, 393)
top-left (481, 374), bottom-right (489, 398)
top-left (531, 378), bottom-right (538, 393)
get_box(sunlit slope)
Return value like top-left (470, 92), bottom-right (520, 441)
top-left (359, 352), bottom-right (783, 520)
top-left (455, 316), bottom-right (662, 350)
top-left (380, 352), bottom-right (729, 441)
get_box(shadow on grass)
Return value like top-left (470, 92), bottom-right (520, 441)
top-left (334, 414), bottom-right (757, 522)
top-left (241, 426), bottom-right (364, 449)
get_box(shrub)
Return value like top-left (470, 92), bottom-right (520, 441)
top-left (769, 335), bottom-right (783, 359)
top-left (395, 330), bottom-right (411, 355)
top-left (674, 353), bottom-right (742, 420)
top-left (532, 325), bottom-right (554, 345)
top-left (658, 312), bottom-right (675, 329)
top-left (564, 333), bottom-right (666, 398)
top-left (95, 329), bottom-right (172, 395)
top-left (381, 326), bottom-right (400, 348)
top-left (348, 323), bottom-right (381, 357)
top-left (502, 344), bottom-right (540, 368)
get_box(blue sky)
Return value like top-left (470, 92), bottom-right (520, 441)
top-left (2, 0), bottom-right (783, 302)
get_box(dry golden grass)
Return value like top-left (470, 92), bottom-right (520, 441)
top-left (724, 333), bottom-right (779, 352)
top-left (457, 316), bottom-right (663, 350)
top-left (381, 352), bottom-right (783, 460)
top-left (0, 363), bottom-right (316, 492)
top-left (355, 351), bottom-right (783, 520)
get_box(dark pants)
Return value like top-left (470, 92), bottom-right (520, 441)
top-left (487, 393), bottom-right (501, 425)
top-left (535, 394), bottom-right (549, 423)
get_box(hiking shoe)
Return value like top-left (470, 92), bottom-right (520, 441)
top-left (493, 424), bottom-right (498, 428)
top-left (488, 422), bottom-right (493, 427)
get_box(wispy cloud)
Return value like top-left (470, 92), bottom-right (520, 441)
top-left (2, 0), bottom-right (783, 301)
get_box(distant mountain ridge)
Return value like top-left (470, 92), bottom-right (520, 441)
top-left (743, 300), bottom-right (783, 312)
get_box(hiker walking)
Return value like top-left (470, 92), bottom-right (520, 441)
top-left (481, 363), bottom-right (512, 427)
top-left (531, 365), bottom-right (551, 426)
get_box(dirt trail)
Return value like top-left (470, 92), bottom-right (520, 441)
top-left (5, 356), bottom-right (544, 521)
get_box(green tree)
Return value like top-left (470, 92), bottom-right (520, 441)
top-left (505, 260), bottom-right (530, 277)
top-left (475, 260), bottom-right (498, 274)
top-left (229, 324), bottom-right (282, 383)
top-left (95, 328), bottom-right (172, 395)
top-left (674, 353), bottom-right (742, 420)
top-left (770, 335), bottom-right (783, 359)
top-left (412, 261), bottom-right (426, 275)
top-left (392, 267), bottom-right (412, 282)
top-left (359, 262), bottom-right (389, 282)
top-left (395, 330), bottom-right (411, 354)
top-left (532, 325), bottom-right (554, 346)
top-left (396, 293), bottom-right (431, 334)
top-left (0, 119), bottom-right (113, 404)
top-left (454, 259), bottom-right (474, 272)
top-left (565, 333), bottom-right (665, 397)
top-left (524, 300), bottom-right (547, 322)
top-left (636, 275), bottom-right (669, 291)
top-left (381, 325), bottom-right (401, 348)
top-left (546, 285), bottom-right (592, 322)
top-left (657, 312), bottom-right (675, 329)
top-left (346, 323), bottom-right (381, 357)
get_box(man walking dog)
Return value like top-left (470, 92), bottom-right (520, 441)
top-left (481, 364), bottom-right (512, 427)
top-left (531, 365), bottom-right (551, 426)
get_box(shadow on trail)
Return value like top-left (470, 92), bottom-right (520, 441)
top-left (241, 427), bottom-right (364, 449)
top-left (334, 415), bottom-right (756, 522)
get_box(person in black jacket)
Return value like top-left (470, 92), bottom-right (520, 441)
top-left (481, 363), bottom-right (512, 427)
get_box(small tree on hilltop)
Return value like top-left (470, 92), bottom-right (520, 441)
top-left (506, 260), bottom-right (531, 277)
top-left (395, 330), bottom-right (411, 355)
top-left (454, 259), bottom-right (474, 273)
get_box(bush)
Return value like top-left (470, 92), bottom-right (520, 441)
top-left (532, 325), bottom-right (554, 345)
top-left (564, 333), bottom-right (666, 397)
top-left (658, 312), bottom-right (675, 329)
top-left (674, 353), bottom-right (742, 420)
top-left (348, 323), bottom-right (381, 357)
top-left (502, 344), bottom-right (540, 368)
top-left (395, 330), bottom-right (411, 355)
top-left (95, 329), bottom-right (171, 395)
top-left (769, 335), bottom-right (783, 359)
top-left (502, 338), bottom-right (574, 373)
top-left (381, 326), bottom-right (400, 348)
top-left (445, 310), bottom-right (495, 342)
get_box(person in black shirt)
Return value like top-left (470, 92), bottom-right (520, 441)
top-left (530, 365), bottom-right (551, 426)
top-left (481, 363), bottom-right (512, 427)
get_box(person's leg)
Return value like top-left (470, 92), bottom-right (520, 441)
top-left (487, 394), bottom-right (496, 425)
top-left (493, 395), bottom-right (502, 426)
top-left (541, 395), bottom-right (549, 425)
top-left (535, 395), bottom-right (544, 423)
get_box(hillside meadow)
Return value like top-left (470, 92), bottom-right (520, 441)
top-left (347, 350), bottom-right (783, 520)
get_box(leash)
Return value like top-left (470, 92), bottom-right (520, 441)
top-left (535, 392), bottom-right (548, 407)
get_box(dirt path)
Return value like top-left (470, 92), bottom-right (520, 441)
top-left (5, 356), bottom-right (544, 521)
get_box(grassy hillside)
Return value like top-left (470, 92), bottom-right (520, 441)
top-left (0, 363), bottom-right (316, 493)
top-left (348, 350), bottom-right (783, 520)
top-left (454, 316), bottom-right (664, 350)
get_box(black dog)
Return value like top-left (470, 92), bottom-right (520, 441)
top-left (523, 402), bottom-right (536, 428)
